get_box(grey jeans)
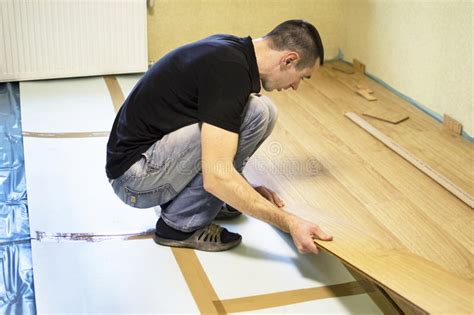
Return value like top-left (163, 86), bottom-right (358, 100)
top-left (109, 94), bottom-right (277, 232)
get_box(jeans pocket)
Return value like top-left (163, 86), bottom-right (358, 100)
top-left (123, 183), bottom-right (177, 209)
top-left (127, 156), bottom-right (149, 178)
top-left (141, 150), bottom-right (162, 175)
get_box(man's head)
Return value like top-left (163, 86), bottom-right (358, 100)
top-left (254, 20), bottom-right (324, 92)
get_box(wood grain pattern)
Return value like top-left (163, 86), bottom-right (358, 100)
top-left (345, 112), bottom-right (473, 207)
top-left (362, 106), bottom-right (409, 124)
top-left (344, 265), bottom-right (405, 315)
top-left (353, 59), bottom-right (366, 73)
top-left (245, 60), bottom-right (473, 314)
top-left (357, 89), bottom-right (377, 101)
top-left (357, 84), bottom-right (373, 93)
top-left (331, 63), bottom-right (355, 74)
top-left (443, 114), bottom-right (463, 135)
top-left (321, 62), bottom-right (473, 197)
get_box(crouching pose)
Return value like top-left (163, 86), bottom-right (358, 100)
top-left (106, 20), bottom-right (333, 252)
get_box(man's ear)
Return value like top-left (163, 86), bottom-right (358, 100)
top-left (281, 52), bottom-right (300, 68)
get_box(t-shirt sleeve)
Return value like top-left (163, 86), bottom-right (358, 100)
top-left (197, 62), bottom-right (250, 133)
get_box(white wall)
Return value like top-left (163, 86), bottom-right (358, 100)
top-left (342, 0), bottom-right (473, 136)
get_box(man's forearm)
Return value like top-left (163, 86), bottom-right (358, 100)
top-left (204, 168), bottom-right (296, 233)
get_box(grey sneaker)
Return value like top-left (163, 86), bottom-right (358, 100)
top-left (215, 204), bottom-right (242, 220)
top-left (153, 223), bottom-right (242, 252)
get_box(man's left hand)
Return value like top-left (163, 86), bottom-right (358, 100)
top-left (254, 185), bottom-right (285, 208)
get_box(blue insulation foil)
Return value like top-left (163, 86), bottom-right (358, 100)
top-left (0, 83), bottom-right (26, 203)
top-left (0, 82), bottom-right (36, 314)
top-left (0, 242), bottom-right (35, 314)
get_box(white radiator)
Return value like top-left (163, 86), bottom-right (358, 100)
top-left (0, 0), bottom-right (148, 82)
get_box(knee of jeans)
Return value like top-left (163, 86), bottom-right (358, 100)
top-left (246, 95), bottom-right (271, 127)
top-left (259, 95), bottom-right (278, 127)
top-left (250, 95), bottom-right (278, 139)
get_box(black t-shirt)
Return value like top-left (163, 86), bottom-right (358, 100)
top-left (106, 35), bottom-right (261, 179)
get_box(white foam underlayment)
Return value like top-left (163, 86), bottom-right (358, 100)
top-left (21, 75), bottom-right (382, 313)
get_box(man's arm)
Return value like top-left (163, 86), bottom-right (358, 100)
top-left (201, 123), bottom-right (332, 254)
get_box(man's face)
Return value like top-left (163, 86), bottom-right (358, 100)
top-left (261, 60), bottom-right (318, 92)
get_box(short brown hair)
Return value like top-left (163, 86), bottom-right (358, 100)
top-left (265, 20), bottom-right (324, 69)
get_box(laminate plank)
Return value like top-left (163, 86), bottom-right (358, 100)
top-left (443, 114), bottom-right (463, 134)
top-left (252, 62), bottom-right (473, 313)
top-left (357, 89), bottom-right (377, 101)
top-left (362, 106), bottom-right (409, 124)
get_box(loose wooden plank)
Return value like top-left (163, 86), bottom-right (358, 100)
top-left (345, 111), bottom-right (474, 208)
top-left (443, 114), bottom-right (463, 135)
top-left (357, 89), bottom-right (377, 101)
top-left (353, 59), bottom-right (366, 73)
top-left (363, 107), bottom-right (409, 124)
top-left (344, 265), bottom-right (405, 314)
top-left (356, 84), bottom-right (373, 93)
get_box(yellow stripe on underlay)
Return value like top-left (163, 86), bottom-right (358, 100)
top-left (171, 248), bottom-right (224, 314)
top-left (215, 281), bottom-right (366, 313)
top-left (22, 131), bottom-right (109, 138)
top-left (104, 75), bottom-right (125, 113)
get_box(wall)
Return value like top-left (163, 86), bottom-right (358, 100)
top-left (342, 0), bottom-right (473, 136)
top-left (147, 0), bottom-right (344, 62)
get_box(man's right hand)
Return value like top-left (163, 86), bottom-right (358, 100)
top-left (288, 216), bottom-right (333, 254)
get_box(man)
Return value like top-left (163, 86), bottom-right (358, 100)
top-left (106, 20), bottom-right (333, 253)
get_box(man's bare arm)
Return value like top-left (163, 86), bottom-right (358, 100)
top-left (201, 123), bottom-right (332, 253)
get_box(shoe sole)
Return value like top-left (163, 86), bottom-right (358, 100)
top-left (153, 234), bottom-right (242, 252)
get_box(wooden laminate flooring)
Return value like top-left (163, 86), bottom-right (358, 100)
top-left (243, 61), bottom-right (473, 314)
